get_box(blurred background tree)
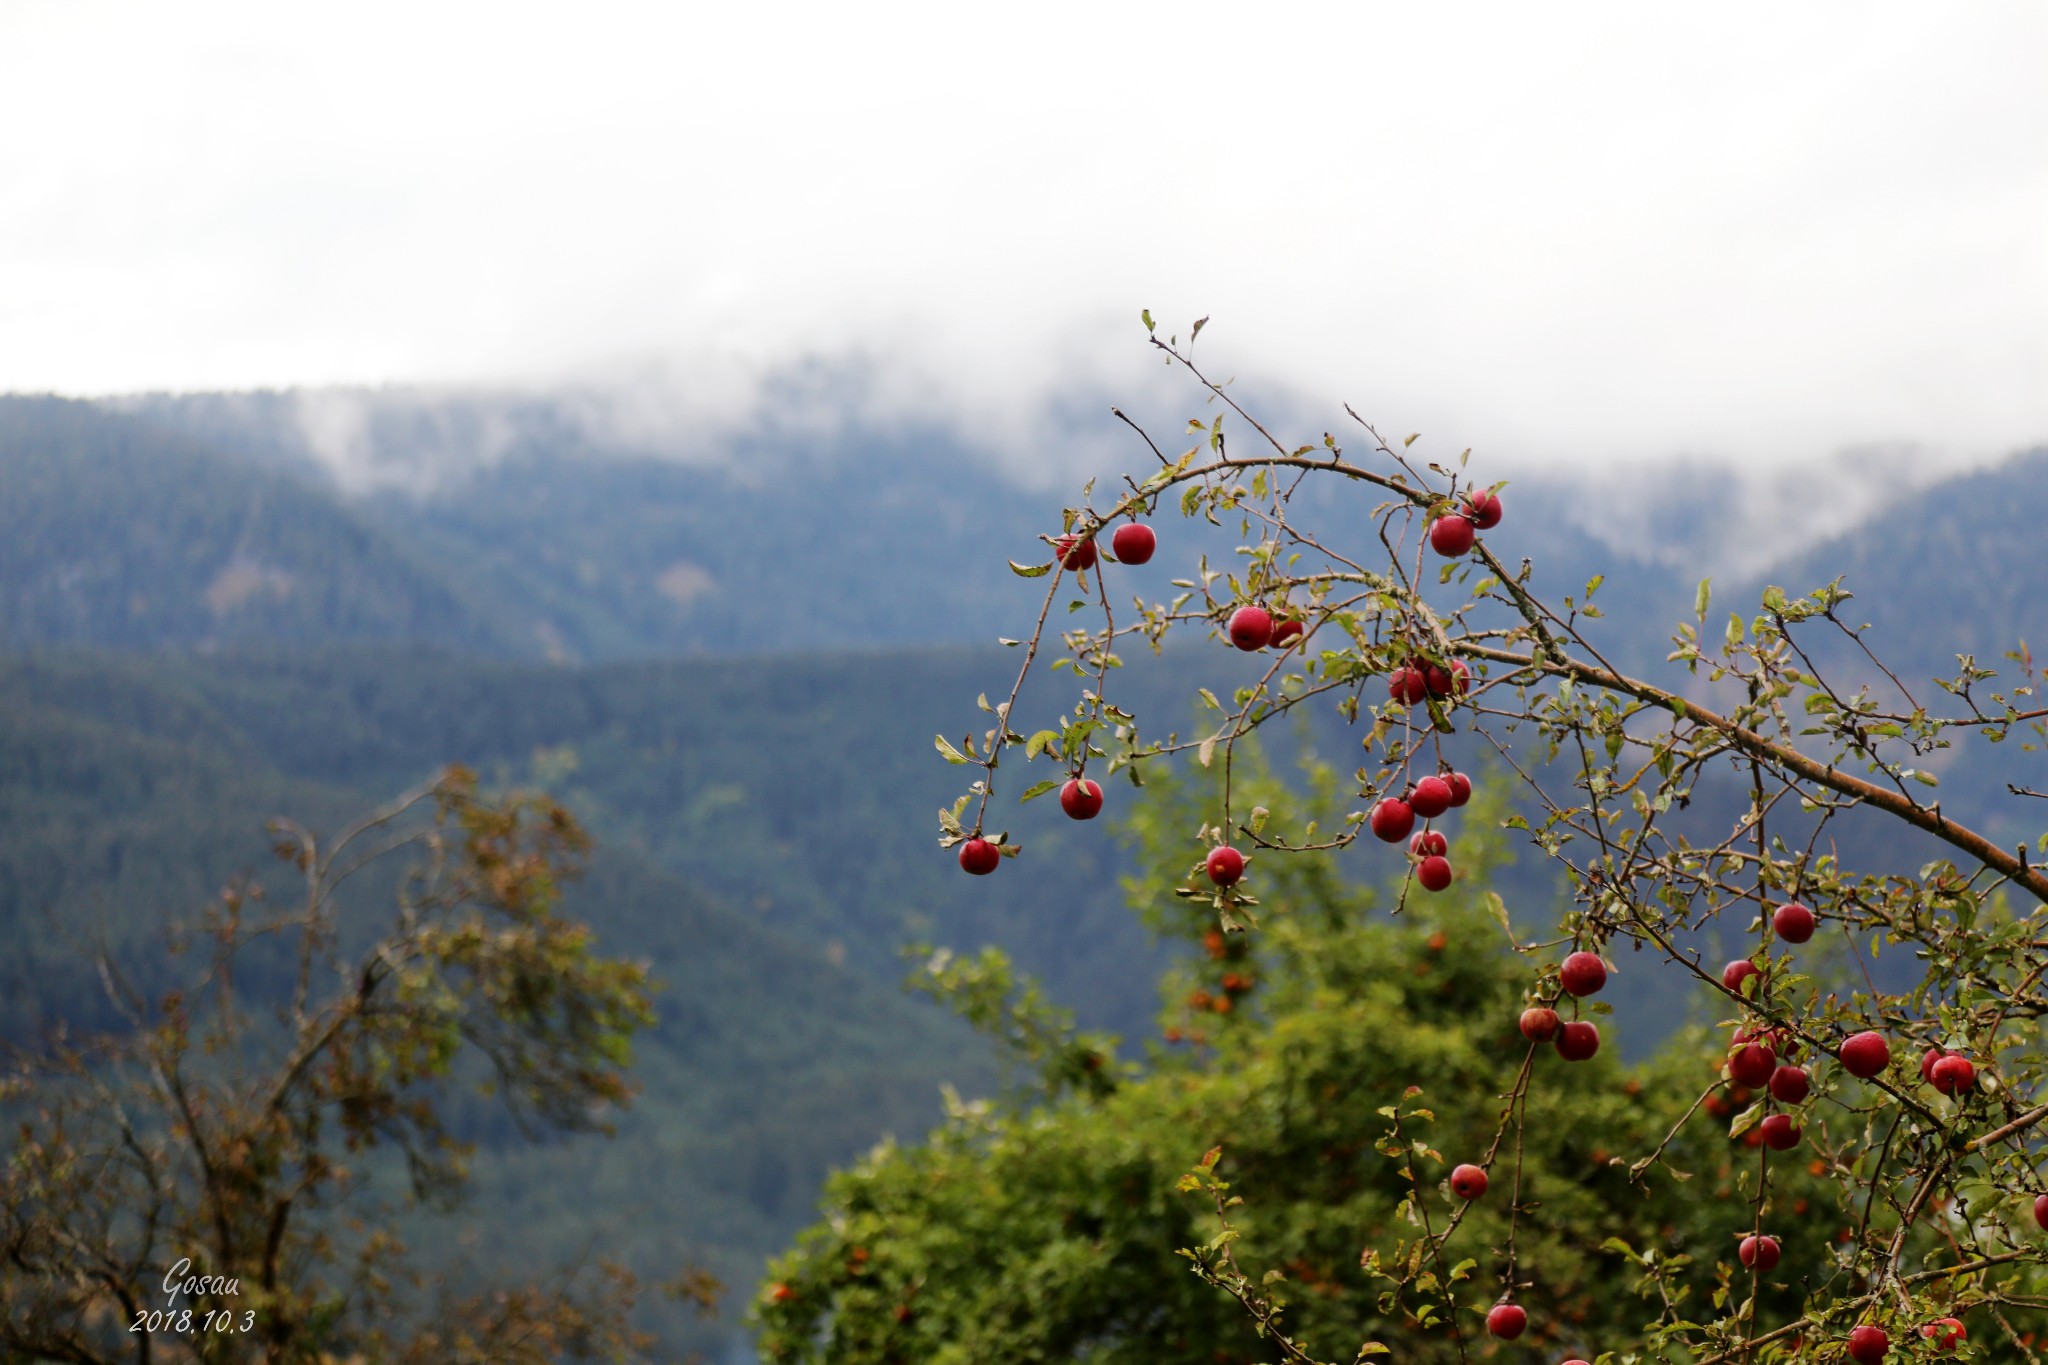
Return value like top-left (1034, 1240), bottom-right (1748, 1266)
top-left (0, 767), bottom-right (716, 1365)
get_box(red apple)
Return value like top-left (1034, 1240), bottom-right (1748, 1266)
top-left (1519, 1006), bottom-right (1560, 1042)
top-left (1228, 606), bottom-right (1274, 651)
top-left (1430, 515), bottom-right (1477, 558)
top-left (1772, 902), bottom-right (1816, 943)
top-left (1450, 1163), bottom-right (1488, 1199)
top-left (1418, 658), bottom-right (1470, 698)
top-left (1370, 799), bottom-right (1416, 842)
top-left (1410, 776), bottom-right (1453, 819)
top-left (1921, 1318), bottom-right (1966, 1350)
top-left (1738, 1234), bottom-right (1780, 1271)
top-left (1417, 856), bottom-right (1453, 892)
top-left (1060, 778), bottom-right (1103, 820)
top-left (2033, 1192), bottom-right (2048, 1231)
top-left (1847, 1325), bottom-right (1889, 1364)
top-left (1387, 667), bottom-right (1427, 705)
top-left (1931, 1053), bottom-right (1975, 1096)
top-left (1055, 534), bottom-right (1096, 571)
top-left (1769, 1065), bottom-right (1811, 1104)
top-left (1410, 830), bottom-right (1448, 858)
top-left (1839, 1031), bottom-right (1890, 1079)
top-left (1206, 846), bottom-right (1245, 887)
top-left (1919, 1047), bottom-right (1944, 1084)
top-left (1485, 1303), bottom-right (1526, 1340)
top-left (1729, 1042), bottom-right (1777, 1088)
top-left (1109, 522), bottom-right (1155, 565)
top-left (958, 838), bottom-right (1001, 875)
top-left (1723, 960), bottom-right (1762, 996)
top-left (1464, 487), bottom-right (1503, 529)
top-left (1560, 951), bottom-right (1608, 997)
top-left (1759, 1114), bottom-right (1801, 1150)
top-left (1270, 618), bottom-right (1305, 649)
top-left (1445, 772), bottom-right (1473, 807)
top-left (1556, 1020), bottom-right (1600, 1061)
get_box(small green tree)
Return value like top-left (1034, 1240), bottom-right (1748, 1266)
top-left (0, 767), bottom-right (716, 1364)
top-left (771, 319), bottom-right (2048, 1362)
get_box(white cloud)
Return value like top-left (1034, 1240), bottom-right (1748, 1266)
top-left (2, 1), bottom-right (2043, 480)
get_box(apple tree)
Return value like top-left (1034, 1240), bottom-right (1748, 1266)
top-left (769, 320), bottom-right (2048, 1363)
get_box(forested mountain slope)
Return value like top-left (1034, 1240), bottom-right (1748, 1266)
top-left (0, 398), bottom-right (522, 653)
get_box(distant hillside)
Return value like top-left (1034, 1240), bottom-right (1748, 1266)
top-left (0, 397), bottom-right (522, 654)
top-left (104, 388), bottom-right (1695, 665)
top-left (112, 388), bottom-right (1080, 659)
top-left (1744, 445), bottom-right (2048, 693)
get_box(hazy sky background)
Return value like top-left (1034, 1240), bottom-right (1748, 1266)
top-left (3, 1), bottom-right (2044, 482)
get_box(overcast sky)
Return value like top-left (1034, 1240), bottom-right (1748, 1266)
top-left (2, 2), bottom-right (2043, 477)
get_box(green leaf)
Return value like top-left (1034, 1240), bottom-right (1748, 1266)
top-left (935, 734), bottom-right (971, 765)
top-left (1727, 1101), bottom-right (1764, 1139)
top-left (1009, 559), bottom-right (1051, 578)
top-left (1018, 780), bottom-right (1061, 802)
top-left (1025, 730), bottom-right (1061, 761)
top-left (1485, 891), bottom-right (1513, 939)
top-left (1695, 578), bottom-right (1712, 617)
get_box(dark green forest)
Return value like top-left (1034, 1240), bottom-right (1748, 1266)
top-left (3, 394), bottom-right (2044, 1360)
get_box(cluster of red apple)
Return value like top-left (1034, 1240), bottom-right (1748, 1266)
top-left (1363, 771), bottom-right (1474, 897)
top-left (1513, 949), bottom-right (1608, 1062)
top-left (1387, 655), bottom-right (1469, 705)
top-left (1222, 605), bottom-right (1308, 652)
top-left (1499, 899), bottom-right (1989, 1360)
top-left (1052, 520), bottom-right (1157, 574)
top-left (1847, 1320), bottom-right (1969, 1362)
top-left (1709, 904), bottom-right (1983, 1358)
top-left (1427, 485), bottom-right (1503, 559)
